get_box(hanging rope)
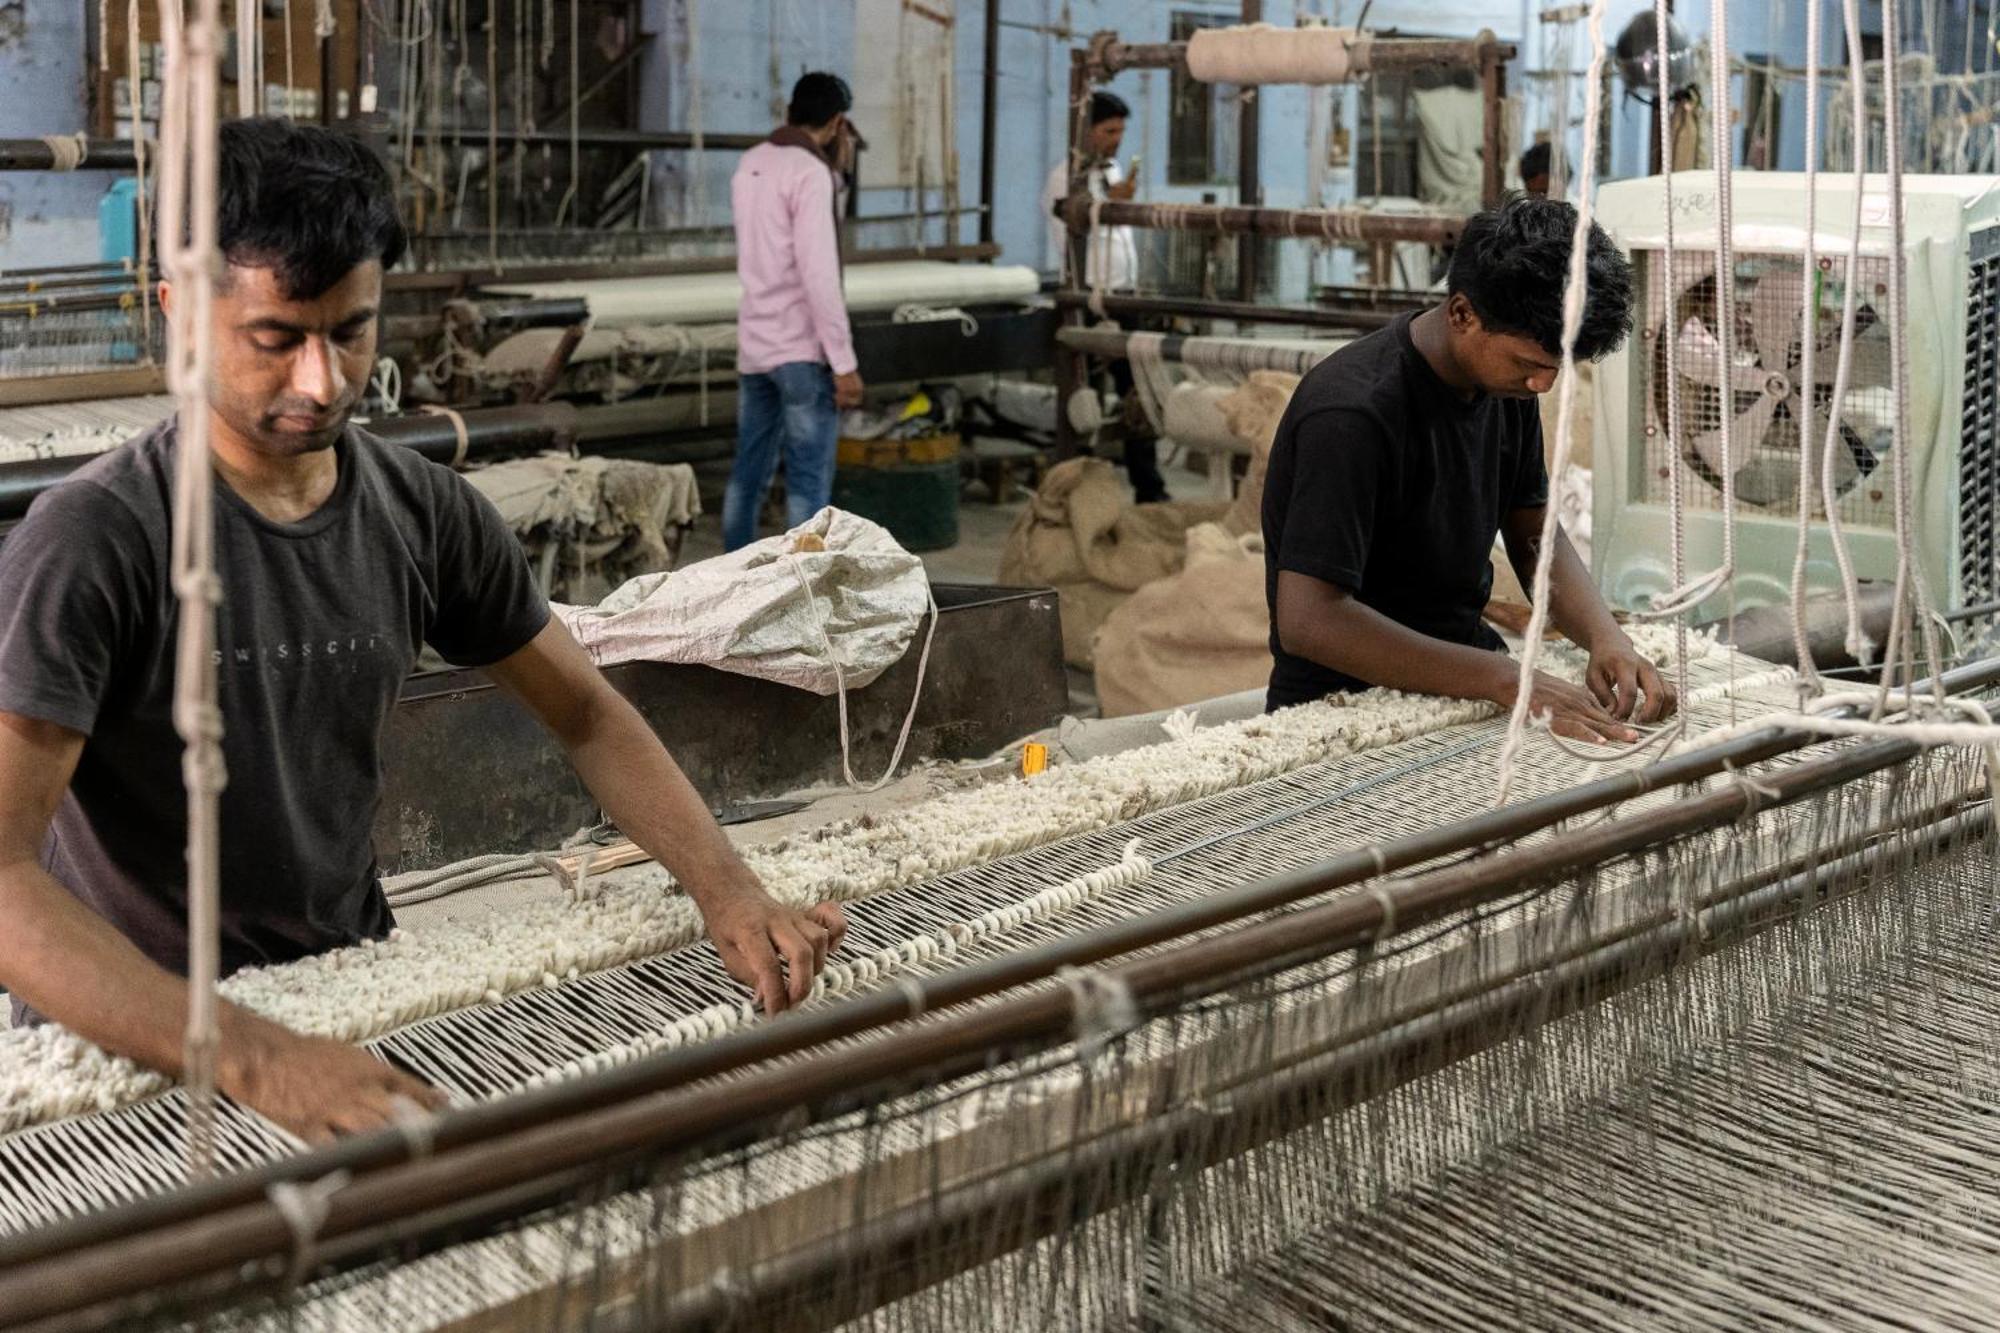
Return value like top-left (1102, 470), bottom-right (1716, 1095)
top-left (1652, 0), bottom-right (1689, 736)
top-left (1818, 0), bottom-right (1874, 666)
top-left (1877, 0), bottom-right (1949, 714)
top-left (236, 0), bottom-right (259, 116)
top-left (157, 0), bottom-right (230, 1178)
top-left (1633, 2), bottom-right (1740, 625)
top-left (1492, 0), bottom-right (1611, 806)
top-left (1786, 0), bottom-right (1824, 699)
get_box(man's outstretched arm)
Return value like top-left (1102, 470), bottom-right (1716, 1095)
top-left (0, 711), bottom-right (443, 1142)
top-left (1499, 508), bottom-right (1677, 724)
top-left (1273, 571), bottom-right (1637, 743)
top-left (485, 619), bottom-right (846, 1015)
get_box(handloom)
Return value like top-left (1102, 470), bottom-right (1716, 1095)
top-left (5, 638), bottom-right (2000, 1330)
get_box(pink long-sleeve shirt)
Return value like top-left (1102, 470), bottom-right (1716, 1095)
top-left (731, 141), bottom-right (857, 377)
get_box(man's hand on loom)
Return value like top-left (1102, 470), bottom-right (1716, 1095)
top-left (1495, 669), bottom-right (1641, 746)
top-left (703, 887), bottom-right (848, 1016)
top-left (1584, 635), bottom-right (1678, 725)
top-left (218, 1014), bottom-right (447, 1146)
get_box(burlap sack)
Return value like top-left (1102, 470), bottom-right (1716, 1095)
top-left (1094, 525), bottom-right (1274, 717)
top-left (1089, 371), bottom-right (1300, 713)
top-left (997, 458), bottom-right (1228, 669)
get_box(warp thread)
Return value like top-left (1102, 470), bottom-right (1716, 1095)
top-left (1058, 964), bottom-right (1139, 1065)
top-left (267, 1170), bottom-right (351, 1288)
top-left (38, 135), bottom-right (88, 172)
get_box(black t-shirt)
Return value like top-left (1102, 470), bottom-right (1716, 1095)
top-left (0, 419), bottom-right (550, 1023)
top-left (1261, 311), bottom-right (1548, 711)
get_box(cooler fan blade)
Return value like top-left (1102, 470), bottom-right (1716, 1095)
top-left (1812, 335), bottom-right (1893, 389)
top-left (1675, 317), bottom-right (1767, 393)
top-left (1747, 271), bottom-right (1798, 374)
top-left (1689, 388), bottom-right (1781, 481)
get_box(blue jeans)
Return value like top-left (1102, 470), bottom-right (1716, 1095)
top-left (723, 361), bottom-right (839, 551)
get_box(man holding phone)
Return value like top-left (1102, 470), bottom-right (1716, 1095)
top-left (1041, 91), bottom-right (1169, 503)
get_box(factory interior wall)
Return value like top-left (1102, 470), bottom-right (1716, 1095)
top-left (0, 1), bottom-right (1896, 282)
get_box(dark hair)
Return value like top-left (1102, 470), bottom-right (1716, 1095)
top-left (788, 72), bottom-right (853, 128)
top-left (1089, 91), bottom-right (1131, 126)
top-left (1446, 196), bottom-right (1633, 361)
top-left (191, 118), bottom-right (407, 301)
top-left (1519, 140), bottom-right (1552, 182)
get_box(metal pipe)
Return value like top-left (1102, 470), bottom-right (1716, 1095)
top-left (1055, 289), bottom-right (1414, 331)
top-left (0, 714), bottom-right (1972, 1327)
top-left (0, 138), bottom-right (140, 172)
top-left (980, 0), bottom-right (1001, 248)
top-left (1092, 35), bottom-right (1511, 78)
top-left (9, 653), bottom-right (1997, 1296)
top-left (1061, 196), bottom-right (1465, 246)
top-left (1054, 325), bottom-right (1335, 374)
top-left (1236, 0), bottom-right (1264, 303)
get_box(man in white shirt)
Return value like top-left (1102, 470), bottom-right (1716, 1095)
top-left (1041, 91), bottom-right (1140, 293)
top-left (1042, 91), bottom-right (1167, 502)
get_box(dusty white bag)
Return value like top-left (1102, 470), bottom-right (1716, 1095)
top-left (554, 506), bottom-right (926, 687)
top-left (554, 508), bottom-right (938, 789)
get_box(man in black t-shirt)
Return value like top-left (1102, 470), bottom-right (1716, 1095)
top-left (0, 120), bottom-right (845, 1144)
top-left (1262, 196), bottom-right (1674, 739)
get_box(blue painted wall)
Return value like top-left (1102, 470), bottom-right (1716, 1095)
top-left (3, 1), bottom-right (1940, 281)
top-left (0, 6), bottom-right (117, 270)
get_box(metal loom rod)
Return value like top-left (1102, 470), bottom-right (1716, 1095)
top-left (646, 801), bottom-right (1996, 1332)
top-left (3, 656), bottom-right (1997, 1294)
top-left (0, 731), bottom-right (1956, 1329)
top-left (1059, 196), bottom-right (1466, 246)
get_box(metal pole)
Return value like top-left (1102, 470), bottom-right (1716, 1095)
top-left (1236, 0), bottom-right (1263, 301)
top-left (1055, 289), bottom-right (1409, 331)
top-left (980, 0), bottom-right (1001, 248)
top-left (1060, 196), bottom-right (1465, 246)
top-left (0, 138), bottom-right (141, 171)
top-left (1053, 47), bottom-right (1092, 461)
top-left (1480, 35), bottom-right (1508, 206)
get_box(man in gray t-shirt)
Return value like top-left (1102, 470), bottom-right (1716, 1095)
top-left (0, 119), bottom-right (844, 1144)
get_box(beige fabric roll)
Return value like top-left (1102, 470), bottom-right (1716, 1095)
top-left (1185, 24), bottom-right (1369, 86)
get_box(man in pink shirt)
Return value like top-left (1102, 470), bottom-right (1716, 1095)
top-left (725, 72), bottom-right (866, 550)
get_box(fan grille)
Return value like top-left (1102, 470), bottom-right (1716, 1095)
top-left (1956, 228), bottom-right (2000, 616)
top-left (1635, 248), bottom-right (1897, 527)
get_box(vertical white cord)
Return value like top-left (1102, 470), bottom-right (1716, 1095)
top-left (160, 0), bottom-right (229, 1178)
top-left (1877, 0), bottom-right (1949, 708)
top-left (1655, 0), bottom-right (1689, 733)
top-left (236, 0), bottom-right (258, 116)
top-left (1788, 0), bottom-right (1824, 697)
top-left (1821, 0), bottom-right (1873, 664)
top-left (1709, 0), bottom-right (1740, 722)
top-left (1493, 0), bottom-right (1610, 805)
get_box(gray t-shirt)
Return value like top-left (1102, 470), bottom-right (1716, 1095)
top-left (0, 419), bottom-right (549, 1023)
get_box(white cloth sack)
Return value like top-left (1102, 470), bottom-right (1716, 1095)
top-left (553, 507), bottom-right (930, 694)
